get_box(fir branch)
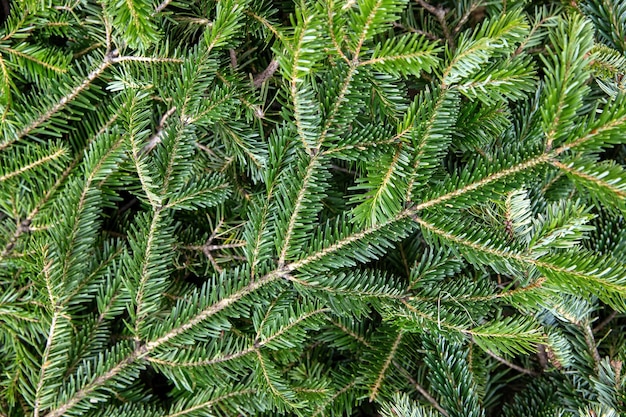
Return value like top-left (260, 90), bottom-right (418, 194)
top-left (483, 348), bottom-right (538, 376)
top-left (329, 317), bottom-right (373, 348)
top-left (277, 156), bottom-right (321, 266)
top-left (33, 312), bottom-right (63, 417)
top-left (255, 349), bottom-right (299, 408)
top-left (0, 112), bottom-right (119, 260)
top-left (369, 331), bottom-right (404, 401)
top-left (4, 3), bottom-right (626, 415)
top-left (132, 209), bottom-right (165, 336)
top-left (0, 148), bottom-right (67, 183)
top-left (287, 209), bottom-right (412, 272)
top-left (10, 51), bottom-right (117, 147)
top-left (253, 59), bottom-right (279, 87)
top-left (413, 153), bottom-right (551, 211)
top-left (311, 381), bottom-right (357, 417)
top-left (416, 0), bottom-right (453, 46)
top-left (393, 361), bottom-right (449, 416)
top-left (164, 389), bottom-right (256, 417)
top-left (45, 273), bottom-right (279, 417)
top-left (148, 307), bottom-right (329, 367)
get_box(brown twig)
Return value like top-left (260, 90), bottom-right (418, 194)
top-left (484, 349), bottom-right (539, 376)
top-left (252, 59), bottom-right (279, 88)
top-left (153, 0), bottom-right (173, 14)
top-left (143, 106), bottom-right (177, 153)
top-left (392, 22), bottom-right (440, 41)
top-left (453, 3), bottom-right (479, 35)
top-left (593, 310), bottom-right (618, 334)
top-left (415, 0), bottom-right (454, 48)
top-left (229, 49), bottom-right (238, 69)
top-left (393, 361), bottom-right (449, 416)
top-left (583, 323), bottom-right (602, 369)
top-left (537, 343), bottom-right (548, 370)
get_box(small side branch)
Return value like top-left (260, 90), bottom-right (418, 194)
top-left (9, 52), bottom-right (117, 147)
top-left (393, 361), bottom-right (449, 416)
top-left (154, 0), bottom-right (173, 14)
top-left (392, 22), bottom-right (440, 41)
top-left (253, 59), bottom-right (279, 88)
top-left (484, 349), bottom-right (538, 376)
top-left (144, 106), bottom-right (177, 153)
top-left (593, 310), bottom-right (618, 334)
top-left (453, 3), bottom-right (480, 35)
top-left (583, 323), bottom-right (602, 370)
top-left (415, 0), bottom-right (454, 48)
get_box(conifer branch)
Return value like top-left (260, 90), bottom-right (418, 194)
top-left (329, 318), bottom-right (373, 348)
top-left (11, 53), bottom-right (116, 146)
top-left (277, 156), bottom-right (320, 266)
top-left (110, 55), bottom-right (183, 64)
top-left (551, 159), bottom-right (626, 199)
top-left (5, 3), bottom-right (626, 415)
top-left (416, 0), bottom-right (453, 47)
top-left (413, 215), bottom-right (626, 295)
top-left (582, 323), bottom-right (602, 369)
top-left (393, 361), bottom-right (449, 416)
top-left (483, 348), bottom-right (538, 376)
top-left (255, 349), bottom-right (299, 407)
top-left (148, 307), bottom-right (329, 367)
top-left (1, 112), bottom-right (119, 261)
top-left (287, 209), bottom-right (412, 271)
top-left (45, 273), bottom-right (278, 417)
top-left (369, 331), bottom-right (404, 401)
top-left (0, 148), bottom-right (67, 183)
top-left (164, 389), bottom-right (256, 417)
top-left (2, 47), bottom-right (68, 73)
top-left (133, 210), bottom-right (164, 336)
top-left (413, 154), bottom-right (551, 210)
top-left (33, 312), bottom-right (62, 417)
top-left (147, 346), bottom-right (255, 367)
top-left (146, 273), bottom-right (278, 349)
top-left (311, 381), bottom-right (357, 417)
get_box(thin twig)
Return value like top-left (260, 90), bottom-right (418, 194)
top-left (415, 0), bottom-right (454, 48)
top-left (110, 55), bottom-right (183, 64)
top-left (583, 323), bottom-right (602, 369)
top-left (593, 310), bottom-right (618, 334)
top-left (8, 50), bottom-right (118, 147)
top-left (393, 361), bottom-right (449, 416)
top-left (330, 164), bottom-right (357, 176)
top-left (484, 349), bottom-right (538, 376)
top-left (229, 49), bottom-right (238, 68)
top-left (392, 22), bottom-right (440, 41)
top-left (453, 3), bottom-right (479, 35)
top-left (253, 59), bottom-right (279, 88)
top-left (537, 344), bottom-right (548, 370)
top-left (144, 106), bottom-right (177, 153)
top-left (154, 0), bottom-right (173, 14)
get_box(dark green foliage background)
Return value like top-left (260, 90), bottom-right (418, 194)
top-left (0, 0), bottom-right (625, 416)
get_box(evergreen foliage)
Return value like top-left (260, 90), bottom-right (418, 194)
top-left (0, 0), bottom-right (625, 415)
